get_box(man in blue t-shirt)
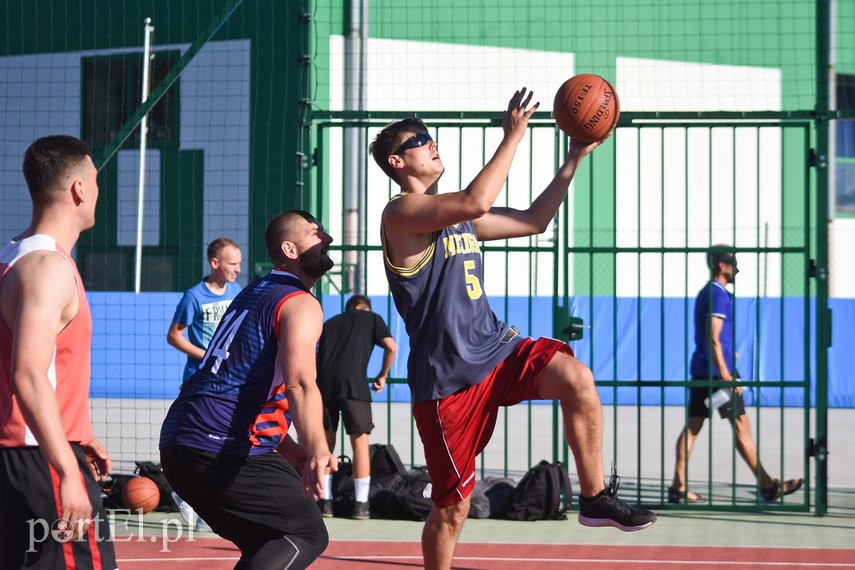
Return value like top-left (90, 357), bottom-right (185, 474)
top-left (168, 237), bottom-right (243, 385)
top-left (669, 248), bottom-right (803, 504)
top-left (166, 236), bottom-right (242, 531)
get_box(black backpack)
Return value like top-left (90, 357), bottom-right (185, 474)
top-left (369, 443), bottom-right (407, 479)
top-left (332, 455), bottom-right (355, 517)
top-left (469, 476), bottom-right (516, 519)
top-left (504, 460), bottom-right (572, 521)
top-left (134, 461), bottom-right (180, 512)
top-left (369, 467), bottom-right (433, 521)
top-left (104, 461), bottom-right (179, 512)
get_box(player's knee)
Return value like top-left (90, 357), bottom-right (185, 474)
top-left (436, 499), bottom-right (469, 529)
top-left (290, 525), bottom-right (330, 568)
top-left (575, 362), bottom-right (595, 390)
top-left (311, 525), bottom-right (330, 558)
top-left (562, 359), bottom-right (596, 401)
top-left (540, 354), bottom-right (595, 400)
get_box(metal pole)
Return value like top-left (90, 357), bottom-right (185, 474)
top-left (343, 0), bottom-right (363, 293)
top-left (134, 18), bottom-right (154, 294)
top-left (356, 0), bottom-right (368, 294)
top-left (813, 0), bottom-right (832, 517)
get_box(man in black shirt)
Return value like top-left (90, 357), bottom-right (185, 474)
top-left (316, 295), bottom-right (397, 519)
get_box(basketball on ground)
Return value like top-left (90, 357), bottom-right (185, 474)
top-left (553, 74), bottom-right (620, 143)
top-left (121, 476), bottom-right (160, 514)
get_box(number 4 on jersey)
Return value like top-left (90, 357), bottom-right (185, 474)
top-left (199, 309), bottom-right (249, 374)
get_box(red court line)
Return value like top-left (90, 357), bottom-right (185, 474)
top-left (114, 538), bottom-right (855, 569)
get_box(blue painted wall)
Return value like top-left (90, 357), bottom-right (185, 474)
top-left (88, 293), bottom-right (853, 408)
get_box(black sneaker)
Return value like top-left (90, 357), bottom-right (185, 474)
top-left (578, 467), bottom-right (657, 532)
top-left (352, 501), bottom-right (370, 520)
top-left (317, 499), bottom-right (333, 518)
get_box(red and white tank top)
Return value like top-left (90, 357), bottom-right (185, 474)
top-left (0, 234), bottom-right (94, 447)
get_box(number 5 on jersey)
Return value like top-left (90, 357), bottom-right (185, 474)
top-left (463, 259), bottom-right (483, 300)
top-left (200, 309), bottom-right (249, 373)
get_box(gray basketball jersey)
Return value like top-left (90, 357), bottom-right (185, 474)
top-left (384, 218), bottom-right (522, 402)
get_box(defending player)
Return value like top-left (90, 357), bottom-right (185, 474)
top-left (160, 210), bottom-right (338, 569)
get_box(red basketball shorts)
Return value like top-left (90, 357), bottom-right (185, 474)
top-left (412, 336), bottom-right (573, 508)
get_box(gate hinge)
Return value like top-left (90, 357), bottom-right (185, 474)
top-left (296, 151), bottom-right (309, 170)
top-left (807, 149), bottom-right (828, 169)
top-left (556, 315), bottom-right (590, 341)
top-left (808, 259), bottom-right (828, 281)
top-left (807, 438), bottom-right (828, 461)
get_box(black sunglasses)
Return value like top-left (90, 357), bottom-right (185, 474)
top-left (393, 132), bottom-right (433, 155)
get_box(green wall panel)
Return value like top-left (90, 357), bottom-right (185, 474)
top-left (160, 150), bottom-right (204, 291)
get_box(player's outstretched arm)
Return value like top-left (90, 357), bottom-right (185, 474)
top-left (384, 88), bottom-right (539, 237)
top-left (277, 294), bottom-right (338, 498)
top-left (474, 136), bottom-right (606, 241)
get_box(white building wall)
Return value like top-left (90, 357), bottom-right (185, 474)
top-left (0, 40), bottom-right (251, 283)
top-left (327, 38), bottom-right (789, 299)
top-left (0, 52), bottom-right (82, 240)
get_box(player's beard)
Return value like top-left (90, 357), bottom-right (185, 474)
top-left (299, 250), bottom-right (334, 280)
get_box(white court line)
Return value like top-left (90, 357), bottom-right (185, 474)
top-left (327, 555), bottom-right (855, 567)
top-left (118, 558), bottom-right (239, 562)
top-left (116, 555), bottom-right (855, 568)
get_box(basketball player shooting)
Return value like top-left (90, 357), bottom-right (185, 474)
top-left (370, 88), bottom-right (656, 570)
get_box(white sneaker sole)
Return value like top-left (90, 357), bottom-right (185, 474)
top-left (578, 515), bottom-right (656, 532)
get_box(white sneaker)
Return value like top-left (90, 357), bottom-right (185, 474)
top-left (171, 491), bottom-right (197, 527)
top-left (194, 518), bottom-right (213, 533)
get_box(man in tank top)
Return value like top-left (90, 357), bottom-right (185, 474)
top-left (370, 88), bottom-right (656, 569)
top-left (0, 135), bottom-right (116, 568)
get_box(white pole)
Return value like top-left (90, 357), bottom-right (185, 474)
top-left (343, 0), bottom-right (360, 293)
top-left (134, 18), bottom-right (154, 293)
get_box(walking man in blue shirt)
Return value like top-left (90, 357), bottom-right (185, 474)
top-left (669, 247), bottom-right (803, 504)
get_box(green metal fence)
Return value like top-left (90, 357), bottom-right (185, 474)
top-left (310, 111), bottom-right (827, 513)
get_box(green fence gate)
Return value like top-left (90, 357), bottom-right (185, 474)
top-left (310, 111), bottom-right (825, 514)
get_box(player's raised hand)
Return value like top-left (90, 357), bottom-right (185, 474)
top-left (567, 130), bottom-right (610, 159)
top-left (503, 87), bottom-right (540, 142)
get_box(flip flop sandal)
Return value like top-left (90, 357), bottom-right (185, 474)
top-left (764, 478), bottom-right (804, 500)
top-left (668, 486), bottom-right (706, 504)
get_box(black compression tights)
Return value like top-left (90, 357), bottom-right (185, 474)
top-left (234, 534), bottom-right (327, 570)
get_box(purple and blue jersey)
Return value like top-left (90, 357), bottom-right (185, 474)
top-left (383, 216), bottom-right (522, 403)
top-left (160, 271), bottom-right (312, 456)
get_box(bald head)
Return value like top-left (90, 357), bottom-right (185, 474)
top-left (265, 210), bottom-right (320, 267)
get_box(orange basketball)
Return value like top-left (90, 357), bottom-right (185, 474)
top-left (121, 476), bottom-right (160, 514)
top-left (553, 74), bottom-right (620, 143)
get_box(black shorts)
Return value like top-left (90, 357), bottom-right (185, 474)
top-left (688, 376), bottom-right (746, 419)
top-left (160, 446), bottom-right (328, 559)
top-left (322, 398), bottom-right (374, 435)
top-left (0, 445), bottom-right (117, 570)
